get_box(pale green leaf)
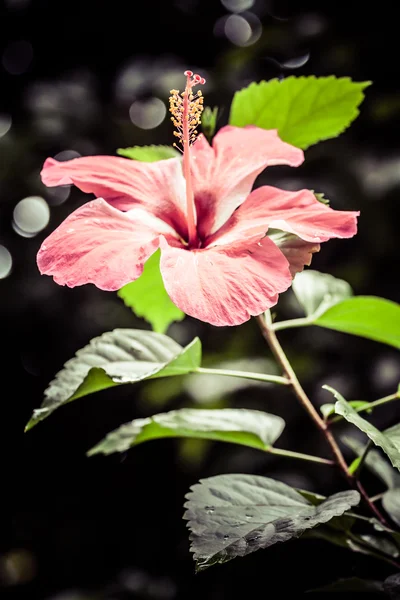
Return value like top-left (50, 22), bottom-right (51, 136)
top-left (117, 145), bottom-right (179, 162)
top-left (229, 76), bottom-right (371, 149)
top-left (118, 250), bottom-right (185, 334)
top-left (201, 106), bottom-right (219, 141)
top-left (342, 435), bottom-right (400, 489)
top-left (326, 386), bottom-right (400, 471)
top-left (292, 270), bottom-right (353, 318)
top-left (320, 403), bottom-right (335, 419)
top-left (88, 408), bottom-right (285, 456)
top-left (184, 474), bottom-right (360, 571)
top-left (383, 489), bottom-right (400, 528)
top-left (25, 331), bottom-right (201, 430)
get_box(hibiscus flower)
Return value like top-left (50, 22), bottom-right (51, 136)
top-left (37, 71), bottom-right (359, 326)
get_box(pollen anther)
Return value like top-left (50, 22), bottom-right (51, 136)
top-left (169, 70), bottom-right (205, 149)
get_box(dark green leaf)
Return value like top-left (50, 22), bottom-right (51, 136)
top-left (229, 76), bottom-right (371, 149)
top-left (117, 145), bottom-right (179, 161)
top-left (25, 331), bottom-right (201, 430)
top-left (292, 270), bottom-right (353, 318)
top-left (88, 408), bottom-right (285, 456)
top-left (117, 250), bottom-right (185, 333)
top-left (383, 489), bottom-right (400, 527)
top-left (184, 474), bottom-right (360, 571)
top-left (326, 386), bottom-right (400, 470)
top-left (342, 435), bottom-right (400, 489)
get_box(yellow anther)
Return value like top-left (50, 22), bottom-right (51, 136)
top-left (169, 72), bottom-right (205, 149)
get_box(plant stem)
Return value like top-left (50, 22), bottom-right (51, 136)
top-left (272, 316), bottom-right (312, 331)
top-left (267, 447), bottom-right (335, 465)
top-left (255, 312), bottom-right (389, 526)
top-left (354, 440), bottom-right (373, 477)
top-left (329, 392), bottom-right (400, 424)
top-left (195, 367), bottom-right (289, 386)
top-left (255, 313), bottom-right (351, 479)
top-left (370, 492), bottom-right (385, 503)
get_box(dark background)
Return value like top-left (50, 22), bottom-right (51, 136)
top-left (1, 0), bottom-right (400, 597)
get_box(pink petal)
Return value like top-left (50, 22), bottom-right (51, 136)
top-left (209, 186), bottom-right (359, 246)
top-left (268, 231), bottom-right (320, 277)
top-left (159, 235), bottom-right (292, 326)
top-left (191, 126), bottom-right (304, 237)
top-left (37, 198), bottom-right (179, 290)
top-left (41, 155), bottom-right (188, 235)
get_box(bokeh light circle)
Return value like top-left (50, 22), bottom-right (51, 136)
top-left (221, 0), bottom-right (254, 12)
top-left (129, 98), bottom-right (166, 129)
top-left (0, 245), bottom-right (13, 279)
top-left (224, 13), bottom-right (262, 47)
top-left (13, 196), bottom-right (50, 236)
top-left (0, 114), bottom-right (12, 138)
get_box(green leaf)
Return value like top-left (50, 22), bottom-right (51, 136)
top-left (342, 435), bottom-right (400, 489)
top-left (348, 456), bottom-right (362, 474)
top-left (316, 297), bottom-right (400, 350)
top-left (320, 403), bottom-right (335, 419)
top-left (25, 331), bottom-right (201, 430)
top-left (117, 145), bottom-right (179, 162)
top-left (184, 474), bottom-right (360, 571)
top-left (292, 269), bottom-right (353, 318)
top-left (229, 76), bottom-right (371, 149)
top-left (291, 271), bottom-right (400, 349)
top-left (117, 250), bottom-right (185, 334)
top-left (383, 489), bottom-right (400, 528)
top-left (88, 408), bottom-right (285, 456)
top-left (359, 534), bottom-right (400, 558)
top-left (201, 106), bottom-right (219, 141)
top-left (326, 386), bottom-right (400, 471)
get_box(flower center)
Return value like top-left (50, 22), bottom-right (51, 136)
top-left (169, 71), bottom-right (205, 248)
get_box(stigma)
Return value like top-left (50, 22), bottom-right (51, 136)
top-left (169, 70), bottom-right (206, 151)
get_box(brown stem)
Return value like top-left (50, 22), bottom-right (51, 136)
top-left (255, 313), bottom-right (388, 526)
top-left (356, 480), bottom-right (389, 524)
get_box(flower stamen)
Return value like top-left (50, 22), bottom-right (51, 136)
top-left (169, 71), bottom-right (206, 247)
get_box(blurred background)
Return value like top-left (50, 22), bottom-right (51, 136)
top-left (1, 0), bottom-right (400, 597)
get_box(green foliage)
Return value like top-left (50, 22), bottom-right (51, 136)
top-left (291, 271), bottom-right (400, 349)
top-left (117, 145), bottom-right (179, 161)
top-left (321, 401), bottom-right (372, 419)
top-left (88, 408), bottom-right (285, 456)
top-left (383, 489), bottom-right (400, 528)
top-left (118, 250), bottom-right (185, 333)
top-left (342, 435), bottom-right (400, 489)
top-left (25, 331), bottom-right (201, 430)
top-left (292, 269), bottom-right (353, 318)
top-left (316, 297), bottom-right (400, 350)
top-left (229, 76), bottom-right (371, 149)
top-left (184, 473), bottom-right (359, 571)
top-left (201, 106), bottom-right (219, 141)
top-left (326, 386), bottom-right (400, 470)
